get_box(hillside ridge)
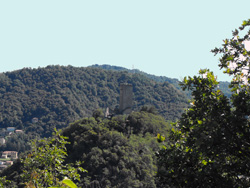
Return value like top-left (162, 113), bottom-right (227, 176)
top-left (0, 65), bottom-right (188, 138)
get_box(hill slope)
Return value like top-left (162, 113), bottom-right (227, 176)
top-left (89, 64), bottom-right (232, 98)
top-left (0, 65), bottom-right (188, 137)
top-left (1, 111), bottom-right (171, 187)
top-left (89, 64), bottom-right (181, 87)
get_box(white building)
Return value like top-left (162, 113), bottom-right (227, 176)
top-left (2, 151), bottom-right (18, 159)
top-left (6, 127), bottom-right (15, 132)
top-left (0, 138), bottom-right (5, 145)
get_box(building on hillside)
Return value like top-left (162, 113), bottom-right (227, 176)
top-left (0, 138), bottom-right (5, 145)
top-left (0, 165), bottom-right (7, 170)
top-left (2, 151), bottom-right (18, 159)
top-left (105, 107), bottom-right (109, 118)
top-left (0, 161), bottom-right (14, 171)
top-left (119, 83), bottom-right (133, 114)
top-left (15, 130), bottom-right (23, 134)
top-left (6, 127), bottom-right (15, 132)
top-left (32, 117), bottom-right (39, 123)
top-left (105, 107), bottom-right (114, 119)
top-left (5, 161), bottom-right (13, 166)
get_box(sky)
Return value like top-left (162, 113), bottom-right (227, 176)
top-left (1, 1), bottom-right (250, 81)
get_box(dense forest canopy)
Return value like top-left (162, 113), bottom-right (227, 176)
top-left (89, 64), bottom-right (232, 98)
top-left (0, 65), bottom-right (188, 138)
top-left (1, 111), bottom-right (172, 187)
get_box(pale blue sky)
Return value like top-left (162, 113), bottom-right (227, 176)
top-left (1, 1), bottom-right (250, 81)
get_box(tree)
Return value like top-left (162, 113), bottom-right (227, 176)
top-left (20, 130), bottom-right (86, 187)
top-left (92, 108), bottom-right (104, 120)
top-left (156, 19), bottom-right (250, 187)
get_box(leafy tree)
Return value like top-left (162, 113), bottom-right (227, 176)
top-left (156, 19), bottom-right (250, 187)
top-left (127, 111), bottom-right (171, 136)
top-left (140, 105), bottom-right (158, 115)
top-left (92, 108), bottom-right (104, 120)
top-left (20, 130), bottom-right (86, 187)
top-left (59, 111), bottom-right (173, 187)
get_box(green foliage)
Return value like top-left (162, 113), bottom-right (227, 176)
top-left (140, 105), bottom-right (158, 115)
top-left (156, 133), bottom-right (165, 143)
top-left (1, 109), bottom-right (171, 187)
top-left (0, 176), bottom-right (11, 188)
top-left (20, 130), bottom-right (86, 187)
top-left (49, 177), bottom-right (78, 188)
top-left (60, 178), bottom-right (78, 188)
top-left (0, 65), bottom-right (188, 141)
top-left (212, 18), bottom-right (250, 87)
top-left (92, 108), bottom-right (104, 120)
top-left (90, 64), bottom-right (232, 98)
top-left (157, 20), bottom-right (250, 187)
top-left (127, 111), bottom-right (171, 136)
top-left (0, 132), bottom-right (35, 153)
top-left (89, 64), bottom-right (182, 86)
top-left (60, 111), bottom-right (171, 187)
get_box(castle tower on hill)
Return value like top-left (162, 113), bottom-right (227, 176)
top-left (119, 83), bottom-right (133, 114)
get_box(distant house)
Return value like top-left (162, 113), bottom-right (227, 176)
top-left (32, 117), bottom-right (39, 123)
top-left (6, 127), bottom-right (15, 132)
top-left (2, 151), bottom-right (18, 159)
top-left (0, 138), bottom-right (5, 145)
top-left (0, 165), bottom-right (7, 170)
top-left (15, 130), bottom-right (23, 134)
top-left (7, 132), bottom-right (13, 136)
top-left (5, 161), bottom-right (13, 166)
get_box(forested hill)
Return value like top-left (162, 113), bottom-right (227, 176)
top-left (0, 65), bottom-right (188, 137)
top-left (89, 64), bottom-right (232, 98)
top-left (89, 64), bottom-right (180, 86)
top-left (1, 111), bottom-right (172, 187)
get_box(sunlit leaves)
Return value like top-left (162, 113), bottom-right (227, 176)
top-left (242, 19), bottom-right (250, 27)
top-left (61, 178), bottom-right (78, 188)
top-left (157, 133), bottom-right (165, 143)
top-left (212, 19), bottom-right (250, 88)
top-left (20, 129), bottom-right (86, 187)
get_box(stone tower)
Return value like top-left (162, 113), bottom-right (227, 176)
top-left (119, 83), bottom-right (133, 114)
